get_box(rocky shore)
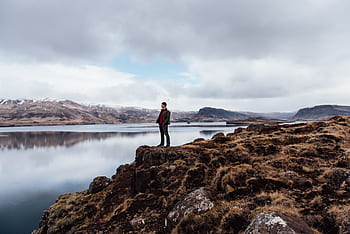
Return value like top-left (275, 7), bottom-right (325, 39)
top-left (34, 116), bottom-right (350, 233)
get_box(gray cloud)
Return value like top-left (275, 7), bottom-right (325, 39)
top-left (0, 0), bottom-right (118, 62)
top-left (1, 0), bottom-right (349, 62)
top-left (0, 0), bottom-right (350, 111)
top-left (122, 0), bottom-right (350, 64)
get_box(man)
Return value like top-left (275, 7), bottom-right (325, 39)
top-left (156, 102), bottom-right (171, 147)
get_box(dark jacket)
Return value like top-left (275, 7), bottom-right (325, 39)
top-left (156, 109), bottom-right (171, 125)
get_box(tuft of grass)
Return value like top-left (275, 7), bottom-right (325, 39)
top-left (250, 191), bottom-right (300, 220)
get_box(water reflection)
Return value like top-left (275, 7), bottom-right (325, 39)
top-left (0, 131), bottom-right (150, 150)
top-left (200, 130), bottom-right (222, 136)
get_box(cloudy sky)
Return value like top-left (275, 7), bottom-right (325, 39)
top-left (0, 0), bottom-right (349, 112)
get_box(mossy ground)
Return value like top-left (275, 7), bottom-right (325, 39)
top-left (35, 116), bottom-right (350, 233)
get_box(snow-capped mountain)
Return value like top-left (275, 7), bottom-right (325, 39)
top-left (0, 99), bottom-right (161, 127)
top-left (0, 99), bottom-right (32, 105)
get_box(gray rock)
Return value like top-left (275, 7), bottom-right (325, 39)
top-left (245, 212), bottom-right (315, 234)
top-left (167, 188), bottom-right (214, 224)
top-left (130, 217), bottom-right (146, 230)
top-left (88, 176), bottom-right (111, 194)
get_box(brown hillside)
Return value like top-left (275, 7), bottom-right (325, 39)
top-left (0, 100), bottom-right (120, 126)
top-left (34, 116), bottom-right (350, 233)
top-left (293, 105), bottom-right (350, 121)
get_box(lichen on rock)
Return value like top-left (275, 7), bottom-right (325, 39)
top-left (244, 212), bottom-right (315, 234)
top-left (167, 188), bottom-right (214, 224)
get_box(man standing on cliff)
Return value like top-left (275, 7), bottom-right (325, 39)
top-left (156, 102), bottom-right (171, 147)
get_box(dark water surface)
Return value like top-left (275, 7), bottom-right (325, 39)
top-left (0, 122), bottom-right (237, 233)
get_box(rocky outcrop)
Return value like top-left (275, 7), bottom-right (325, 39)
top-left (87, 176), bottom-right (111, 194)
top-left (245, 212), bottom-right (315, 234)
top-left (34, 116), bottom-right (350, 233)
top-left (167, 188), bottom-right (214, 224)
top-left (135, 146), bottom-right (191, 168)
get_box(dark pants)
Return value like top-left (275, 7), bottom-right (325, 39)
top-left (159, 124), bottom-right (170, 146)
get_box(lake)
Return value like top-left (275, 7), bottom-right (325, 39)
top-left (0, 122), bottom-right (238, 234)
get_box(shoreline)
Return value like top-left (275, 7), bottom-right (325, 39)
top-left (0, 122), bottom-right (237, 134)
top-left (0, 122), bottom-right (237, 129)
top-left (0, 119), bottom-right (298, 129)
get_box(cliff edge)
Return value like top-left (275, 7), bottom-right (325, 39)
top-left (34, 116), bottom-right (350, 233)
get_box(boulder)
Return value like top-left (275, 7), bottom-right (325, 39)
top-left (211, 132), bottom-right (225, 139)
top-left (193, 137), bottom-right (205, 142)
top-left (135, 146), bottom-right (187, 168)
top-left (244, 212), bottom-right (315, 234)
top-left (233, 127), bottom-right (245, 134)
top-left (167, 188), bottom-right (214, 224)
top-left (211, 132), bottom-right (231, 143)
top-left (88, 176), bottom-right (111, 194)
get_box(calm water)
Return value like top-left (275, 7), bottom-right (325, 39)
top-left (0, 122), bottom-right (237, 234)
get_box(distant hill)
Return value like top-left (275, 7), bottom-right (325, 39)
top-left (0, 99), bottom-right (118, 126)
top-left (0, 99), bottom-right (159, 127)
top-left (293, 105), bottom-right (350, 120)
top-left (2, 99), bottom-right (349, 126)
top-left (191, 107), bottom-right (295, 122)
top-left (192, 107), bottom-right (249, 121)
top-left (0, 99), bottom-right (197, 127)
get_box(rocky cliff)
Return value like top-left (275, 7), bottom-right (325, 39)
top-left (192, 107), bottom-right (250, 121)
top-left (34, 116), bottom-right (350, 233)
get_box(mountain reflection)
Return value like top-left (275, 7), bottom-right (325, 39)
top-left (199, 130), bottom-right (221, 136)
top-left (0, 131), bottom-right (151, 150)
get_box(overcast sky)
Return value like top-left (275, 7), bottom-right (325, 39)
top-left (0, 0), bottom-right (349, 112)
